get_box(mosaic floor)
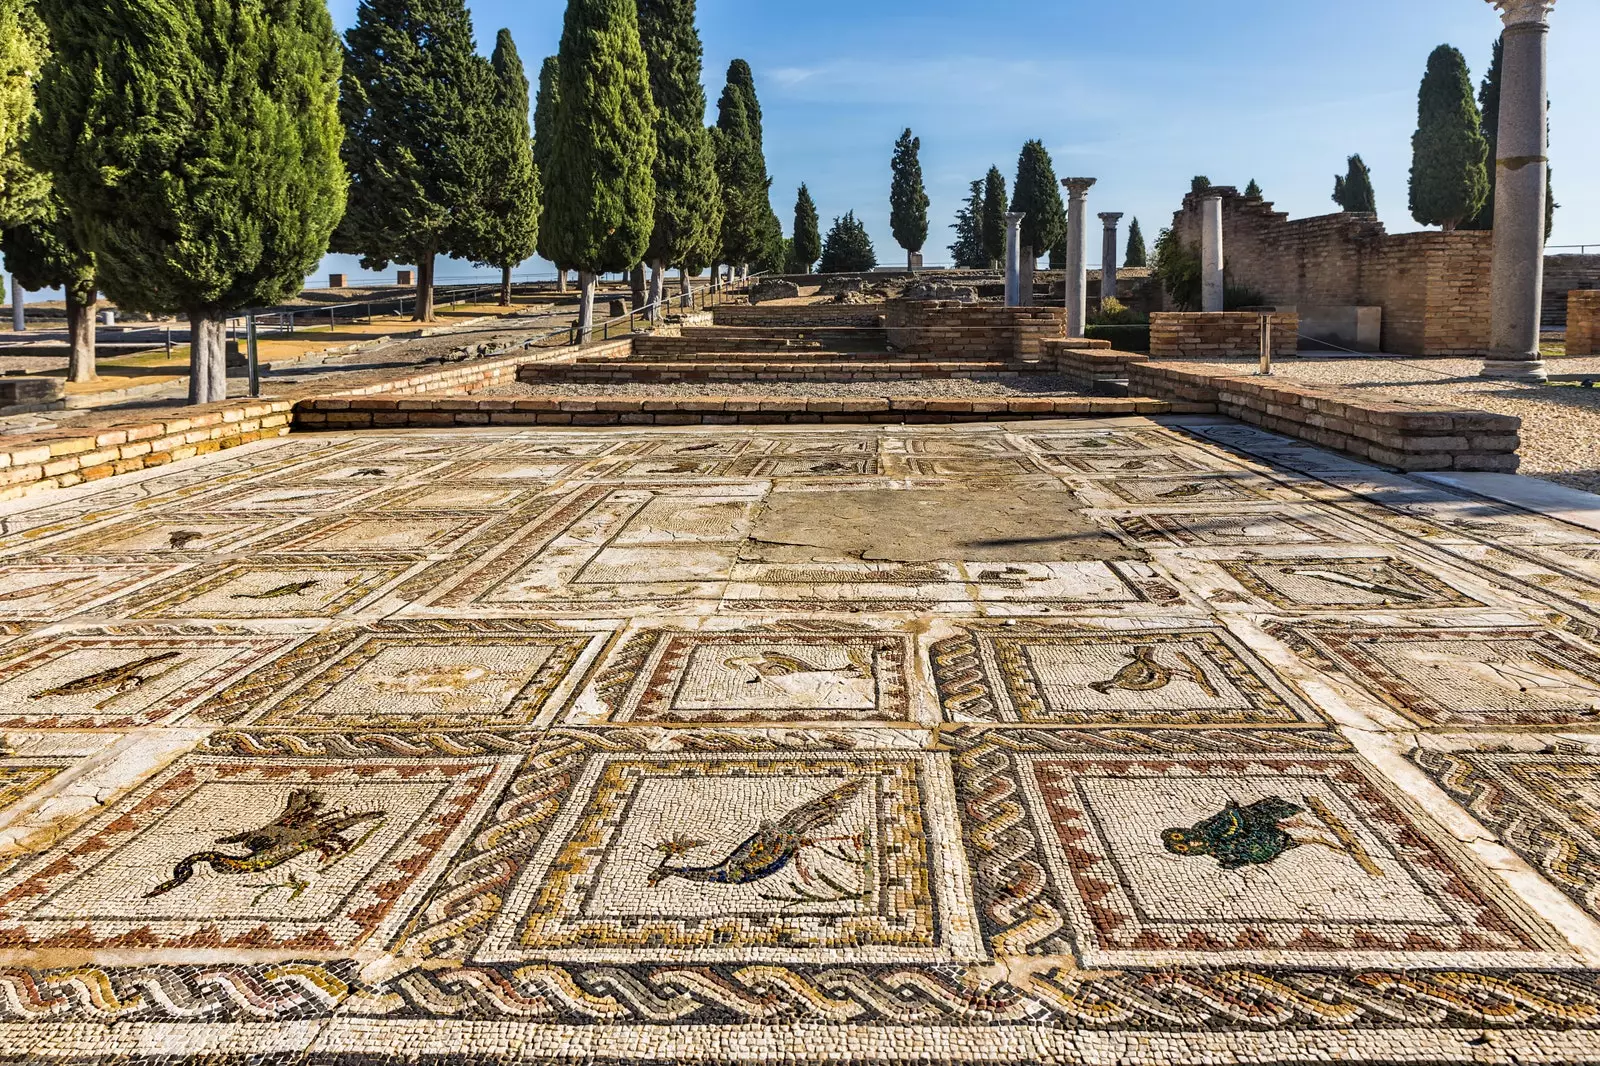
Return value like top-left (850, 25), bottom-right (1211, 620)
top-left (5, 418), bottom-right (1600, 1063)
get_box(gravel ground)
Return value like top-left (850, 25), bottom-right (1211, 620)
top-left (475, 373), bottom-right (1086, 399)
top-left (1184, 354), bottom-right (1600, 494)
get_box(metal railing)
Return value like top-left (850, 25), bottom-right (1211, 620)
top-left (568, 271), bottom-right (767, 346)
top-left (1550, 244), bottom-right (1600, 256)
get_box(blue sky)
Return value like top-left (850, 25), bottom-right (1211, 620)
top-left (322, 0), bottom-right (1599, 284)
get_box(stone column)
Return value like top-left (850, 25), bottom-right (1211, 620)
top-left (1060, 178), bottom-right (1096, 337)
top-left (1201, 193), bottom-right (1225, 312)
top-left (1098, 212), bottom-right (1124, 303)
top-left (1004, 212), bottom-right (1026, 308)
top-left (1481, 0), bottom-right (1557, 383)
top-left (10, 275), bottom-right (23, 332)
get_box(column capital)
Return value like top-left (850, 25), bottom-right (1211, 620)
top-left (1097, 211), bottom-right (1124, 226)
top-left (1004, 211), bottom-right (1026, 227)
top-left (1489, 0), bottom-right (1555, 26)
top-left (1060, 177), bottom-right (1097, 198)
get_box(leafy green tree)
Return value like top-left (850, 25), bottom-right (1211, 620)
top-left (1465, 35), bottom-right (1555, 238)
top-left (980, 166), bottom-right (1007, 267)
top-left (948, 178), bottom-right (984, 269)
top-left (1009, 140), bottom-right (1064, 304)
top-left (1408, 44), bottom-right (1489, 231)
top-left (889, 127), bottom-right (929, 268)
top-left (0, 0), bottom-right (44, 217)
top-left (542, 0), bottom-right (657, 340)
top-left (338, 0), bottom-right (493, 322)
top-left (472, 29), bottom-right (539, 307)
top-left (3, 191), bottom-right (95, 379)
top-left (713, 59), bottom-right (772, 275)
top-left (791, 184), bottom-right (820, 273)
top-left (35, 0), bottom-right (346, 404)
top-left (1124, 217), bottom-right (1147, 268)
top-left (1191, 175), bottom-right (1212, 195)
top-left (531, 55), bottom-right (568, 291)
top-left (1332, 154), bottom-right (1377, 213)
top-left (1243, 179), bottom-right (1262, 199)
top-left (1152, 227), bottom-right (1200, 311)
top-left (637, 0), bottom-right (720, 316)
top-left (818, 211), bottom-right (876, 274)
top-left (753, 204), bottom-right (786, 274)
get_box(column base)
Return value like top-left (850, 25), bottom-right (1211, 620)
top-left (1479, 358), bottom-right (1548, 383)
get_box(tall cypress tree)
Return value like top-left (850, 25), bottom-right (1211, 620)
top-left (980, 166), bottom-right (1007, 268)
top-left (338, 0), bottom-right (492, 322)
top-left (1466, 35), bottom-right (1555, 237)
top-left (637, 0), bottom-right (719, 316)
top-left (544, 0), bottom-right (656, 340)
top-left (1409, 44), bottom-right (1489, 232)
top-left (714, 59), bottom-right (772, 275)
top-left (1124, 217), bottom-right (1147, 268)
top-left (1332, 154), bottom-right (1377, 212)
top-left (791, 184), bottom-right (820, 273)
top-left (531, 55), bottom-right (567, 291)
top-left (35, 0), bottom-right (345, 405)
top-left (1010, 140), bottom-right (1064, 305)
top-left (889, 128), bottom-right (929, 269)
top-left (949, 178), bottom-right (984, 269)
top-left (472, 29), bottom-right (539, 307)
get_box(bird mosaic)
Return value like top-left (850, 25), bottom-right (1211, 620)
top-left (146, 789), bottom-right (385, 898)
top-left (648, 780), bottom-right (867, 891)
top-left (1090, 646), bottom-right (1219, 698)
top-left (1162, 795), bottom-right (1386, 876)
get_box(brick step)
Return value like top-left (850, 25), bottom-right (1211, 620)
top-left (679, 325), bottom-right (889, 345)
top-left (520, 360), bottom-right (1054, 384)
top-left (613, 348), bottom-right (919, 363)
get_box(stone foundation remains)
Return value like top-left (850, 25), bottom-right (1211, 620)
top-left (885, 301), bottom-right (1073, 360)
top-left (1569, 291), bottom-right (1600, 357)
top-left (1149, 312), bottom-right (1298, 358)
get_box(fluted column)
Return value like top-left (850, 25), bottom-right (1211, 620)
top-left (1481, 0), bottom-right (1557, 382)
top-left (1200, 193), bottom-right (1225, 313)
top-left (1004, 212), bottom-right (1026, 307)
top-left (1061, 178), bottom-right (1096, 337)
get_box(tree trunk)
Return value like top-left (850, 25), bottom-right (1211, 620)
top-left (187, 310), bottom-right (227, 405)
top-left (64, 288), bottom-right (97, 384)
top-left (556, 269), bottom-right (567, 294)
top-left (647, 261), bottom-right (666, 322)
top-left (500, 265), bottom-right (513, 307)
top-left (630, 263), bottom-right (647, 311)
top-left (575, 270), bottom-right (597, 345)
top-left (679, 267), bottom-right (693, 310)
top-left (413, 253), bottom-right (435, 322)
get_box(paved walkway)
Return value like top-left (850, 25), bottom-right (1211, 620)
top-left (2, 418), bottom-right (1600, 1063)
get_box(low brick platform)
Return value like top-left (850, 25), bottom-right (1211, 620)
top-left (886, 301), bottom-right (1071, 360)
top-left (519, 359), bottom-right (1051, 384)
top-left (710, 304), bottom-right (886, 328)
top-left (1045, 343), bottom-right (1149, 392)
top-left (294, 393), bottom-right (1170, 428)
top-left (1149, 311), bottom-right (1299, 358)
top-left (1569, 291), bottom-right (1600, 357)
top-left (1129, 362), bottom-right (1520, 472)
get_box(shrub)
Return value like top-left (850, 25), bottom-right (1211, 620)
top-left (1151, 227), bottom-right (1200, 311)
top-left (1090, 296), bottom-right (1146, 326)
top-left (1224, 283), bottom-right (1270, 310)
top-left (1085, 324), bottom-right (1150, 353)
top-left (818, 211), bottom-right (877, 273)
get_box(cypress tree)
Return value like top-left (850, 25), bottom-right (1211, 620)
top-left (531, 56), bottom-right (567, 291)
top-left (754, 206), bottom-right (786, 275)
top-left (35, 0), bottom-right (346, 405)
top-left (1466, 35), bottom-right (1555, 237)
top-left (888, 128), bottom-right (929, 269)
top-left (1332, 154), bottom-right (1377, 213)
top-left (337, 0), bottom-right (492, 322)
top-left (791, 184), bottom-right (820, 273)
top-left (543, 0), bottom-right (657, 340)
top-left (980, 166), bottom-right (1006, 268)
top-left (637, 0), bottom-right (719, 316)
top-left (713, 59), bottom-right (772, 276)
top-left (1191, 175), bottom-right (1212, 195)
top-left (818, 211), bottom-right (876, 274)
top-left (473, 29), bottom-right (539, 307)
top-left (1010, 140), bottom-right (1064, 305)
top-left (1124, 217), bottom-right (1147, 268)
top-left (1408, 44), bottom-right (1489, 232)
top-left (1244, 179), bottom-right (1262, 199)
top-left (948, 178), bottom-right (984, 269)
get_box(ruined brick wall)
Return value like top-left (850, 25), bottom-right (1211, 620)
top-left (1148, 312), bottom-right (1298, 358)
top-left (711, 304), bottom-right (886, 328)
top-left (884, 301), bottom-right (1065, 359)
top-left (1546, 256), bottom-right (1600, 328)
top-left (1569, 291), bottom-right (1600, 356)
top-left (1168, 188), bottom-right (1493, 354)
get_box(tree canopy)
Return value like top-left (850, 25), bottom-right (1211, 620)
top-left (473, 28), bottom-right (540, 304)
top-left (1408, 43), bottom-right (1489, 231)
top-left (819, 211), bottom-right (876, 274)
top-left (888, 127), bottom-right (929, 259)
top-left (1333, 154), bottom-right (1377, 213)
top-left (1009, 140), bottom-right (1065, 258)
top-left (790, 183), bottom-right (820, 273)
top-left (980, 166), bottom-right (1006, 266)
top-left (1244, 179), bottom-right (1262, 199)
top-left (949, 178), bottom-right (984, 269)
top-left (713, 58), bottom-right (772, 268)
top-left (532, 54), bottom-right (562, 272)
top-left (1124, 217), bottom-right (1147, 268)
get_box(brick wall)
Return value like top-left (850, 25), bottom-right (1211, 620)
top-left (1148, 312), bottom-right (1298, 358)
top-left (1128, 362), bottom-right (1520, 472)
top-left (1169, 187), bottom-right (1495, 354)
top-left (1044, 343), bottom-right (1149, 391)
top-left (711, 304), bottom-right (886, 328)
top-left (885, 301), bottom-right (1066, 360)
top-left (1569, 291), bottom-right (1600, 356)
top-left (1547, 256), bottom-right (1600, 328)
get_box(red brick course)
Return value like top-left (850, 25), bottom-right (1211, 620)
top-left (1148, 312), bottom-right (1299, 358)
top-left (1568, 291), bottom-right (1600, 357)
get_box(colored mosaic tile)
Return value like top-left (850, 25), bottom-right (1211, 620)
top-left (1111, 509), bottom-right (1348, 547)
top-left (0, 563), bottom-right (178, 621)
top-left (1217, 555), bottom-right (1483, 610)
top-left (930, 624), bottom-right (1325, 727)
top-left (125, 562), bottom-right (414, 619)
